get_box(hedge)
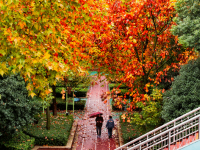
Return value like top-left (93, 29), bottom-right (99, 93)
top-left (50, 98), bottom-right (86, 110)
top-left (56, 87), bottom-right (88, 97)
top-left (23, 114), bottom-right (74, 146)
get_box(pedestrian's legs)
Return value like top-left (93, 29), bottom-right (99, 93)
top-left (99, 126), bottom-right (102, 137)
top-left (108, 128), bottom-right (113, 138)
top-left (96, 126), bottom-right (101, 138)
top-left (96, 126), bottom-right (99, 137)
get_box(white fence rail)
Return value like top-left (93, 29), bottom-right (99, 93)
top-left (115, 107), bottom-right (200, 150)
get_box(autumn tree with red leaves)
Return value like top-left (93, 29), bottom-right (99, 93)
top-left (87, 0), bottom-right (198, 110)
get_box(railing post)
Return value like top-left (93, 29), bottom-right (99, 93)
top-left (199, 117), bottom-right (200, 139)
top-left (173, 121), bottom-right (176, 144)
top-left (146, 135), bottom-right (148, 148)
top-left (168, 131), bottom-right (171, 150)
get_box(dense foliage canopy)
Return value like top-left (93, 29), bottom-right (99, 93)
top-left (86, 0), bottom-right (198, 110)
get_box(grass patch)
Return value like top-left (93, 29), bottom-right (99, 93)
top-left (0, 131), bottom-right (35, 150)
top-left (23, 113), bottom-right (74, 146)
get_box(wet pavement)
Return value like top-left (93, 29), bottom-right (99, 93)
top-left (74, 76), bottom-right (118, 150)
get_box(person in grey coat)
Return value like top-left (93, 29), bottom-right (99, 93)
top-left (106, 116), bottom-right (114, 138)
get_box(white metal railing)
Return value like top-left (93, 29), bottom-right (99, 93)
top-left (115, 107), bottom-right (200, 150)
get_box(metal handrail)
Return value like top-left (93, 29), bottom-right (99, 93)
top-left (115, 107), bottom-right (200, 150)
top-left (129, 114), bottom-right (200, 150)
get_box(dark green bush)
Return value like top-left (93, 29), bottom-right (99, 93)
top-left (162, 58), bottom-right (200, 122)
top-left (23, 114), bottom-right (74, 146)
top-left (0, 131), bottom-right (35, 150)
top-left (0, 74), bottom-right (41, 136)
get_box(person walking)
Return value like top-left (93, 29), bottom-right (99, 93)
top-left (95, 114), bottom-right (103, 138)
top-left (106, 115), bottom-right (115, 139)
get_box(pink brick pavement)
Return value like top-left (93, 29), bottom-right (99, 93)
top-left (75, 76), bottom-right (118, 150)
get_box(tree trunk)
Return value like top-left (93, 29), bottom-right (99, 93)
top-left (46, 106), bottom-right (50, 130)
top-left (52, 85), bottom-right (57, 116)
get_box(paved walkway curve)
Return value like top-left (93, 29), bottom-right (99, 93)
top-left (74, 76), bottom-right (118, 150)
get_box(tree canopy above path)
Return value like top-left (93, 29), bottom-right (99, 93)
top-left (0, 0), bottom-right (199, 110)
top-left (0, 0), bottom-right (108, 99)
top-left (85, 0), bottom-right (199, 110)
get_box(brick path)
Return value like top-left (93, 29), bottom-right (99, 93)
top-left (74, 76), bottom-right (118, 150)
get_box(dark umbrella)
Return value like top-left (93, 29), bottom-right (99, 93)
top-left (89, 112), bottom-right (103, 118)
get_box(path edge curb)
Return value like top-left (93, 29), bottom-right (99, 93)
top-left (117, 120), bottom-right (124, 147)
top-left (31, 119), bottom-right (78, 150)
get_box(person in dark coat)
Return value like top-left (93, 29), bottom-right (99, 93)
top-left (106, 115), bottom-right (115, 138)
top-left (95, 114), bottom-right (104, 138)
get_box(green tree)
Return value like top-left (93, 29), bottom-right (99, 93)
top-left (171, 0), bottom-right (200, 51)
top-left (0, 74), bottom-right (41, 136)
top-left (161, 57), bottom-right (200, 122)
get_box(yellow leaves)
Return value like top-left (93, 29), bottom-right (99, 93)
top-left (169, 0), bottom-right (176, 7)
top-left (55, 75), bottom-right (62, 81)
top-left (144, 94), bottom-right (149, 100)
top-left (0, 69), bottom-right (5, 76)
top-left (34, 23), bottom-right (41, 30)
top-left (133, 39), bottom-right (137, 43)
top-left (18, 22), bottom-right (26, 29)
top-left (0, 2), bottom-right (3, 7)
top-left (26, 83), bottom-right (33, 91)
top-left (14, 37), bottom-right (21, 46)
top-left (43, 52), bottom-right (51, 60)
top-left (0, 63), bottom-right (7, 76)
top-left (35, 51), bottom-right (42, 57)
top-left (129, 36), bottom-right (137, 43)
top-left (30, 1), bottom-right (35, 7)
top-left (45, 89), bottom-right (52, 95)
top-left (121, 113), bottom-right (126, 120)
top-left (0, 49), bottom-right (6, 56)
top-left (29, 92), bottom-right (36, 98)
top-left (61, 88), bottom-right (65, 94)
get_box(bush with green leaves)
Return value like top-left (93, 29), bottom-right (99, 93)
top-left (0, 131), bottom-right (35, 150)
top-left (171, 0), bottom-right (200, 51)
top-left (0, 74), bottom-right (42, 136)
top-left (23, 114), bottom-right (74, 146)
top-left (130, 88), bottom-right (164, 133)
top-left (161, 58), bottom-right (200, 122)
top-left (120, 114), bottom-right (142, 143)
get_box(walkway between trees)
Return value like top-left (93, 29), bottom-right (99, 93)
top-left (73, 76), bottom-right (119, 150)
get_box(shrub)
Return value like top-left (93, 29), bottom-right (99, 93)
top-left (0, 74), bottom-right (41, 136)
top-left (23, 114), bottom-right (74, 146)
top-left (162, 58), bottom-right (200, 122)
top-left (0, 131), bottom-right (35, 150)
top-left (120, 114), bottom-right (142, 143)
top-left (131, 88), bottom-right (164, 133)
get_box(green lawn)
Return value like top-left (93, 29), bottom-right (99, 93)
top-left (23, 113), bottom-right (74, 146)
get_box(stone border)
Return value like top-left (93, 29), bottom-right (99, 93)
top-left (117, 120), bottom-right (124, 147)
top-left (32, 120), bottom-right (78, 150)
